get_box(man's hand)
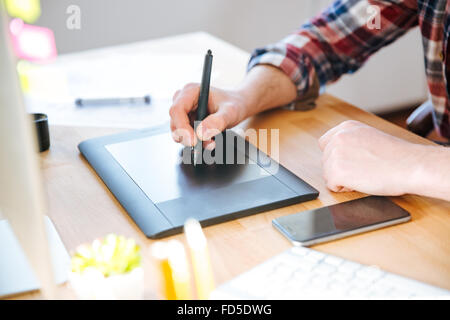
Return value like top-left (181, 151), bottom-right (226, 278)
top-left (318, 120), bottom-right (428, 196)
top-left (169, 83), bottom-right (247, 150)
top-left (169, 65), bottom-right (298, 150)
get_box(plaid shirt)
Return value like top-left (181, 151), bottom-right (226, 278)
top-left (249, 0), bottom-right (450, 138)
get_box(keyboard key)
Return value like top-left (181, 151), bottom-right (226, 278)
top-left (338, 261), bottom-right (361, 274)
top-left (347, 287), bottom-right (370, 299)
top-left (290, 246), bottom-right (309, 256)
top-left (368, 282), bottom-right (394, 296)
top-left (269, 285), bottom-right (301, 300)
top-left (355, 266), bottom-right (384, 281)
top-left (331, 272), bottom-right (353, 283)
top-left (213, 247), bottom-right (450, 299)
top-left (305, 250), bottom-right (325, 262)
top-left (237, 267), bottom-right (276, 285)
top-left (350, 277), bottom-right (372, 289)
top-left (276, 254), bottom-right (304, 267)
top-left (314, 263), bottom-right (336, 276)
top-left (324, 255), bottom-right (344, 267)
top-left (296, 259), bottom-right (317, 272)
top-left (241, 281), bottom-right (267, 297)
top-left (328, 280), bottom-right (351, 293)
top-left (272, 264), bottom-right (294, 278)
top-left (386, 288), bottom-right (411, 299)
top-left (266, 266), bottom-right (293, 285)
top-left (292, 271), bottom-right (312, 284)
top-left (309, 275), bottom-right (329, 289)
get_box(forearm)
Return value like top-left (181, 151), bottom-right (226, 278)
top-left (234, 65), bottom-right (297, 120)
top-left (409, 145), bottom-right (450, 201)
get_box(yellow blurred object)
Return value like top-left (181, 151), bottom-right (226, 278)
top-left (16, 60), bottom-right (69, 98)
top-left (16, 59), bottom-right (32, 92)
top-left (184, 219), bottom-right (215, 299)
top-left (150, 226), bottom-right (214, 300)
top-left (150, 242), bottom-right (176, 300)
top-left (167, 240), bottom-right (192, 300)
top-left (68, 234), bottom-right (144, 299)
top-left (5, 0), bottom-right (41, 24)
top-left (70, 234), bottom-right (142, 277)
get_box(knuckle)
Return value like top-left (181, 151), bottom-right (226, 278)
top-left (332, 132), bottom-right (347, 145)
top-left (171, 130), bottom-right (181, 142)
top-left (205, 114), bottom-right (224, 130)
top-left (341, 120), bottom-right (361, 128)
top-left (172, 89), bottom-right (181, 101)
top-left (318, 134), bottom-right (326, 145)
top-left (326, 178), bottom-right (339, 192)
top-left (174, 128), bottom-right (190, 144)
top-left (330, 145), bottom-right (344, 159)
top-left (327, 159), bottom-right (344, 180)
top-left (332, 155), bottom-right (345, 170)
top-left (183, 82), bottom-right (199, 90)
top-left (169, 105), bottom-right (178, 117)
top-left (327, 169), bottom-right (343, 189)
top-left (214, 115), bottom-right (226, 129)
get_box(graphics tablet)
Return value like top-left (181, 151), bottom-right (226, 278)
top-left (78, 126), bottom-right (319, 238)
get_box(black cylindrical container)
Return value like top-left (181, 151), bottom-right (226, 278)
top-left (31, 113), bottom-right (50, 152)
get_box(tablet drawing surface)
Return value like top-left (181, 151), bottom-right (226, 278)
top-left (79, 128), bottom-right (319, 238)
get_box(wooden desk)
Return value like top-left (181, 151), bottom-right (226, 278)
top-left (17, 33), bottom-right (450, 299)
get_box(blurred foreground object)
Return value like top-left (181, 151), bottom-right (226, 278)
top-left (16, 60), bottom-right (68, 97)
top-left (9, 18), bottom-right (56, 62)
top-left (69, 234), bottom-right (144, 299)
top-left (166, 240), bottom-right (192, 299)
top-left (150, 220), bottom-right (215, 300)
top-left (151, 240), bottom-right (192, 300)
top-left (0, 1), bottom-right (62, 299)
top-left (184, 219), bottom-right (215, 299)
top-left (151, 242), bottom-right (176, 300)
top-left (5, 0), bottom-right (40, 23)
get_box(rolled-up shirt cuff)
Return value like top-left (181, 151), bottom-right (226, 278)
top-left (247, 46), bottom-right (320, 107)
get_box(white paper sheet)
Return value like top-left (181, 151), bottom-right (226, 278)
top-left (23, 52), bottom-right (215, 129)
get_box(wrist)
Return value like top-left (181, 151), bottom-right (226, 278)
top-left (234, 65), bottom-right (297, 119)
top-left (406, 144), bottom-right (450, 198)
top-left (404, 144), bottom-right (427, 195)
top-left (232, 87), bottom-right (258, 121)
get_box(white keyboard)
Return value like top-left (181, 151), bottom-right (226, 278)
top-left (211, 246), bottom-right (449, 299)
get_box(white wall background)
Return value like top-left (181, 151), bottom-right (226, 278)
top-left (35, 0), bottom-right (427, 113)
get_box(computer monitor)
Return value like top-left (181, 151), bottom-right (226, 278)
top-left (0, 4), bottom-right (69, 298)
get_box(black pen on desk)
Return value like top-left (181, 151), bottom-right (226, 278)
top-left (75, 94), bottom-right (151, 107)
top-left (192, 49), bottom-right (213, 166)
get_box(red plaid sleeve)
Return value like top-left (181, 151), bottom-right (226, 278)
top-left (248, 0), bottom-right (419, 99)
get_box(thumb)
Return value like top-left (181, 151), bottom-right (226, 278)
top-left (196, 112), bottom-right (228, 141)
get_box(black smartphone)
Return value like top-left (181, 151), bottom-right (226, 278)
top-left (272, 196), bottom-right (411, 246)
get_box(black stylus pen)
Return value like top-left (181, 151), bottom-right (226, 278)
top-left (192, 49), bottom-right (213, 166)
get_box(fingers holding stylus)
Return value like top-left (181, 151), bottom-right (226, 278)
top-left (170, 82), bottom-right (245, 151)
top-left (170, 83), bottom-right (221, 147)
top-left (195, 112), bottom-right (227, 141)
top-left (195, 114), bottom-right (226, 151)
top-left (169, 83), bottom-right (200, 146)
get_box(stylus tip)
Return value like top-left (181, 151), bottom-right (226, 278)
top-left (191, 147), bottom-right (197, 166)
top-left (193, 152), bottom-right (198, 166)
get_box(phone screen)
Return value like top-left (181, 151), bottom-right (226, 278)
top-left (273, 196), bottom-right (410, 245)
